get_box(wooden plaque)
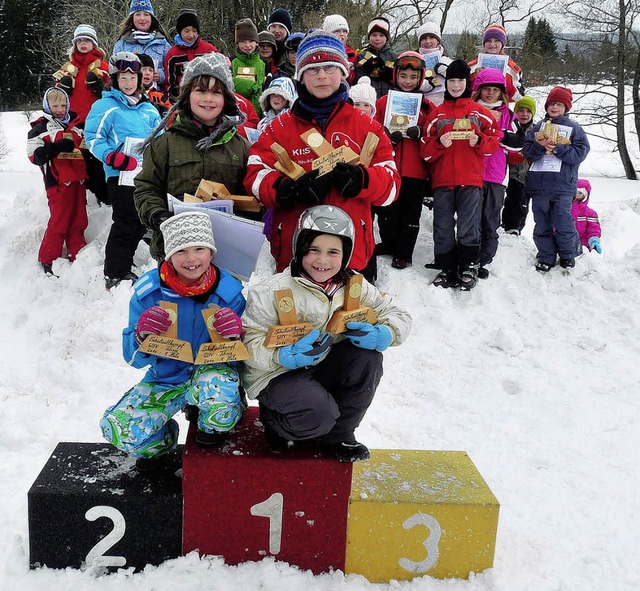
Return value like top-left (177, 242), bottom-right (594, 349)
top-left (311, 146), bottom-right (359, 176)
top-left (264, 289), bottom-right (313, 348)
top-left (326, 275), bottom-right (378, 334)
top-left (450, 119), bottom-right (474, 140)
top-left (271, 143), bottom-right (305, 180)
top-left (56, 133), bottom-right (83, 160)
top-left (137, 301), bottom-right (195, 363)
top-left (194, 308), bottom-right (251, 364)
top-left (359, 132), bottom-right (379, 167)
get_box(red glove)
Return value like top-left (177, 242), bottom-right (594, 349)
top-left (213, 308), bottom-right (243, 339)
top-left (135, 306), bottom-right (172, 344)
top-left (105, 151), bottom-right (138, 171)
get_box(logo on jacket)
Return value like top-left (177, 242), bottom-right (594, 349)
top-left (331, 132), bottom-right (361, 152)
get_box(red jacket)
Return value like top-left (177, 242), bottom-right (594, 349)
top-left (245, 100), bottom-right (399, 272)
top-left (235, 93), bottom-right (260, 140)
top-left (375, 93), bottom-right (435, 180)
top-left (420, 97), bottom-right (500, 189)
top-left (164, 39), bottom-right (218, 100)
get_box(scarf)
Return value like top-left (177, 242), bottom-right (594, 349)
top-left (175, 33), bottom-right (197, 47)
top-left (299, 270), bottom-right (345, 298)
top-left (477, 98), bottom-right (503, 110)
top-left (160, 261), bottom-right (217, 297)
top-left (132, 29), bottom-right (156, 45)
top-left (192, 115), bottom-right (243, 151)
top-left (296, 82), bottom-right (349, 129)
top-left (124, 94), bottom-right (141, 106)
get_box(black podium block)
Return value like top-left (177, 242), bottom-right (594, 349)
top-left (28, 442), bottom-right (183, 572)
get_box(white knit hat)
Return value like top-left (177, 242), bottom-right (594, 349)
top-left (417, 21), bottom-right (441, 44)
top-left (160, 212), bottom-right (217, 260)
top-left (322, 14), bottom-right (349, 34)
top-left (259, 77), bottom-right (297, 113)
top-left (72, 24), bottom-right (99, 47)
top-left (349, 77), bottom-right (377, 115)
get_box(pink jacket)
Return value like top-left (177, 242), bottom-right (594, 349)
top-left (572, 180), bottom-right (601, 248)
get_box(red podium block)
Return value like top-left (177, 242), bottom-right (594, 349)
top-left (182, 406), bottom-right (352, 574)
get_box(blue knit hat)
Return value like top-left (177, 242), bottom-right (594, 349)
top-left (129, 0), bottom-right (154, 16)
top-left (268, 8), bottom-right (292, 36)
top-left (295, 31), bottom-right (349, 81)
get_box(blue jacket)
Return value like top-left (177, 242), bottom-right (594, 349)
top-left (123, 267), bottom-right (246, 385)
top-left (113, 33), bottom-right (172, 85)
top-left (85, 89), bottom-right (161, 180)
top-left (523, 114), bottom-right (590, 194)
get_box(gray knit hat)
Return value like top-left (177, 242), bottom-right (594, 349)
top-left (181, 52), bottom-right (234, 93)
top-left (161, 212), bottom-right (217, 260)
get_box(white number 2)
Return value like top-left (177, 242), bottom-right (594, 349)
top-left (84, 505), bottom-right (127, 568)
top-left (250, 493), bottom-right (284, 554)
top-left (398, 513), bottom-right (442, 573)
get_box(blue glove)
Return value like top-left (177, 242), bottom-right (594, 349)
top-left (278, 329), bottom-right (334, 370)
top-left (345, 322), bottom-right (393, 352)
top-left (588, 236), bottom-right (602, 254)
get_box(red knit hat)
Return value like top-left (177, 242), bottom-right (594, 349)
top-left (545, 86), bottom-right (573, 112)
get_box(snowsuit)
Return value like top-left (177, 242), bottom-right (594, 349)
top-left (523, 114), bottom-right (590, 264)
top-left (113, 32), bottom-right (173, 86)
top-left (241, 268), bottom-right (411, 443)
top-left (100, 266), bottom-right (245, 459)
top-left (27, 113), bottom-right (88, 265)
top-left (134, 115), bottom-right (249, 262)
top-left (572, 195), bottom-right (601, 249)
top-left (164, 37), bottom-right (218, 101)
top-left (354, 44), bottom-right (398, 98)
top-left (232, 51), bottom-right (267, 117)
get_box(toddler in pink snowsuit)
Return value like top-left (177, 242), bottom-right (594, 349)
top-left (572, 179), bottom-right (602, 254)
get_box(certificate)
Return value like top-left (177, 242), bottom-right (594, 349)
top-left (383, 90), bottom-right (422, 137)
top-left (118, 137), bottom-right (144, 186)
top-left (477, 53), bottom-right (509, 74)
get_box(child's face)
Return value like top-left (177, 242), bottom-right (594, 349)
top-left (369, 32), bottom-right (387, 50)
top-left (132, 11), bottom-right (152, 32)
top-left (420, 35), bottom-right (439, 49)
top-left (479, 85), bottom-right (502, 103)
top-left (302, 234), bottom-right (344, 282)
top-left (333, 29), bottom-right (348, 45)
top-left (546, 101), bottom-right (566, 118)
top-left (483, 37), bottom-right (503, 54)
top-left (49, 98), bottom-right (67, 119)
top-left (286, 49), bottom-right (297, 67)
top-left (259, 43), bottom-right (274, 60)
top-left (75, 39), bottom-right (95, 54)
top-left (190, 80), bottom-right (224, 125)
top-left (354, 102), bottom-right (375, 117)
top-left (575, 189), bottom-right (586, 202)
top-left (447, 78), bottom-right (466, 98)
top-left (117, 71), bottom-right (139, 95)
top-left (169, 246), bottom-right (213, 284)
top-left (238, 40), bottom-right (258, 54)
top-left (269, 94), bottom-right (288, 112)
top-left (516, 107), bottom-right (533, 124)
top-left (269, 24), bottom-right (288, 41)
top-left (302, 65), bottom-right (345, 99)
top-left (397, 69), bottom-right (420, 92)
top-left (141, 66), bottom-right (154, 86)
top-left (181, 26), bottom-right (198, 44)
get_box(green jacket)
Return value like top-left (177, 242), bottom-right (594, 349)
top-left (134, 116), bottom-right (249, 262)
top-left (232, 51), bottom-right (266, 117)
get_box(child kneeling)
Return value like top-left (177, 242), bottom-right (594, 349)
top-left (100, 212), bottom-right (246, 472)
top-left (241, 206), bottom-right (412, 462)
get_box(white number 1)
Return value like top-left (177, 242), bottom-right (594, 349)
top-left (398, 513), bottom-right (442, 573)
top-left (250, 493), bottom-right (284, 554)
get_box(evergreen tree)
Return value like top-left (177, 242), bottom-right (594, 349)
top-left (455, 31), bottom-right (478, 62)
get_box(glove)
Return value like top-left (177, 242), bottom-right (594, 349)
top-left (362, 56), bottom-right (383, 75)
top-left (85, 70), bottom-right (104, 98)
top-left (278, 329), bottom-right (334, 370)
top-left (406, 126), bottom-right (421, 140)
top-left (212, 308), bottom-right (243, 339)
top-left (135, 306), bottom-right (172, 344)
top-left (588, 236), bottom-right (602, 254)
top-left (345, 322), bottom-right (393, 352)
top-left (385, 127), bottom-right (403, 145)
top-left (52, 138), bottom-right (76, 154)
top-left (105, 151), bottom-right (138, 171)
top-left (149, 210), bottom-right (172, 231)
top-left (58, 75), bottom-right (74, 95)
top-left (275, 169), bottom-right (327, 209)
top-left (332, 162), bottom-right (368, 198)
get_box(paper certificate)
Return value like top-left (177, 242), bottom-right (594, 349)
top-left (383, 91), bottom-right (422, 136)
top-left (118, 137), bottom-right (145, 186)
top-left (529, 124), bottom-right (573, 173)
top-left (477, 53), bottom-right (509, 74)
top-left (423, 53), bottom-right (439, 71)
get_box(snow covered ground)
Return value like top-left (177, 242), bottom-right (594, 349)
top-left (1, 90), bottom-right (639, 590)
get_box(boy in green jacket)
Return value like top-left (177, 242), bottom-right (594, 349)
top-left (232, 18), bottom-right (266, 117)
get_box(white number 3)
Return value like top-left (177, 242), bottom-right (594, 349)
top-left (398, 513), bottom-right (442, 573)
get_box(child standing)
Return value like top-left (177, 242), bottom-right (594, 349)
top-left (232, 18), bottom-right (266, 117)
top-left (275, 32), bottom-right (304, 80)
top-left (354, 17), bottom-right (397, 98)
top-left (100, 211), bottom-right (246, 472)
top-left (164, 9), bottom-right (218, 102)
top-left (137, 53), bottom-right (171, 115)
top-left (257, 77), bottom-right (297, 132)
top-left (113, 0), bottom-right (172, 88)
top-left (415, 21), bottom-right (452, 106)
top-left (27, 88), bottom-right (88, 276)
top-left (572, 179), bottom-right (602, 254)
top-left (471, 69), bottom-right (523, 279)
top-left (267, 8), bottom-right (293, 66)
top-left (85, 52), bottom-right (161, 289)
top-left (524, 86), bottom-right (590, 271)
top-left (420, 59), bottom-right (500, 289)
top-left (241, 205), bottom-right (411, 462)
top-left (134, 52), bottom-right (249, 264)
top-left (245, 31), bottom-right (400, 280)
top-left (258, 30), bottom-right (279, 87)
top-left (348, 76), bottom-right (377, 118)
top-left (321, 14), bottom-right (357, 85)
top-left (502, 96), bottom-right (536, 234)
top-left (374, 51), bottom-right (436, 269)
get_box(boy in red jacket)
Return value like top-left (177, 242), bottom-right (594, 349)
top-left (27, 88), bottom-right (88, 276)
top-left (420, 60), bottom-right (500, 290)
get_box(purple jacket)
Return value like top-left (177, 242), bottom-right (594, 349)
top-left (481, 103), bottom-right (521, 185)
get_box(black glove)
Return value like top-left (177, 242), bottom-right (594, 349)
top-left (362, 56), bottom-right (383, 75)
top-left (58, 75), bottom-right (74, 96)
top-left (52, 138), bottom-right (76, 154)
top-left (332, 163), bottom-right (368, 199)
top-left (149, 210), bottom-right (172, 231)
top-left (385, 127), bottom-right (403, 145)
top-left (406, 126), bottom-right (421, 140)
top-left (275, 169), bottom-right (327, 209)
top-left (85, 71), bottom-right (104, 98)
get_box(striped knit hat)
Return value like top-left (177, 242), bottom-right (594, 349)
top-left (295, 31), bottom-right (349, 80)
top-left (483, 24), bottom-right (507, 47)
top-left (72, 24), bottom-right (98, 47)
top-left (367, 17), bottom-right (390, 39)
top-left (161, 212), bottom-right (217, 260)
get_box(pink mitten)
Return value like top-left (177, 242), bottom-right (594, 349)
top-left (213, 307), bottom-right (243, 339)
top-left (135, 306), bottom-right (172, 343)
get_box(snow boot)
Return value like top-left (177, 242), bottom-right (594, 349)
top-left (458, 266), bottom-right (478, 291)
top-left (432, 270), bottom-right (459, 288)
top-left (559, 258), bottom-right (575, 269)
top-left (325, 441), bottom-right (371, 463)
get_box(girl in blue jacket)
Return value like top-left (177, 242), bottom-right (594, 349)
top-left (100, 211), bottom-right (246, 472)
top-left (85, 52), bottom-right (161, 289)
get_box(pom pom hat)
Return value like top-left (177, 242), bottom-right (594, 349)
top-left (294, 31), bottom-right (350, 81)
top-left (161, 212), bottom-right (217, 260)
top-left (322, 14), bottom-right (349, 34)
top-left (182, 51), bottom-right (234, 93)
top-left (368, 17), bottom-right (390, 39)
top-left (129, 0), bottom-right (154, 16)
top-left (349, 77), bottom-right (377, 114)
top-left (545, 86), bottom-right (573, 112)
top-left (483, 24), bottom-right (507, 47)
top-left (417, 21), bottom-right (441, 44)
top-left (514, 95), bottom-right (536, 116)
top-left (73, 24), bottom-right (99, 47)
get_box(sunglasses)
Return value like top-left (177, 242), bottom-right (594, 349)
top-left (112, 59), bottom-right (141, 73)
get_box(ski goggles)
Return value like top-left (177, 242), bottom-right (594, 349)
top-left (395, 55), bottom-right (425, 71)
top-left (112, 59), bottom-right (141, 73)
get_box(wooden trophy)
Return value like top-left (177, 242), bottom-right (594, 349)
top-left (194, 307), bottom-right (251, 364)
top-left (449, 118), bottom-right (475, 140)
top-left (137, 301), bottom-right (194, 363)
top-left (264, 289), bottom-right (313, 348)
top-left (326, 274), bottom-right (377, 334)
top-left (271, 143), bottom-right (306, 180)
top-left (301, 130), bottom-right (359, 176)
top-left (56, 133), bottom-right (83, 160)
top-left (236, 66), bottom-right (256, 81)
top-left (194, 179), bottom-right (261, 213)
top-left (52, 62), bottom-right (78, 81)
top-left (359, 132), bottom-right (379, 167)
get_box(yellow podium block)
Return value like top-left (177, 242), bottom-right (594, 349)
top-left (345, 450), bottom-right (499, 582)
